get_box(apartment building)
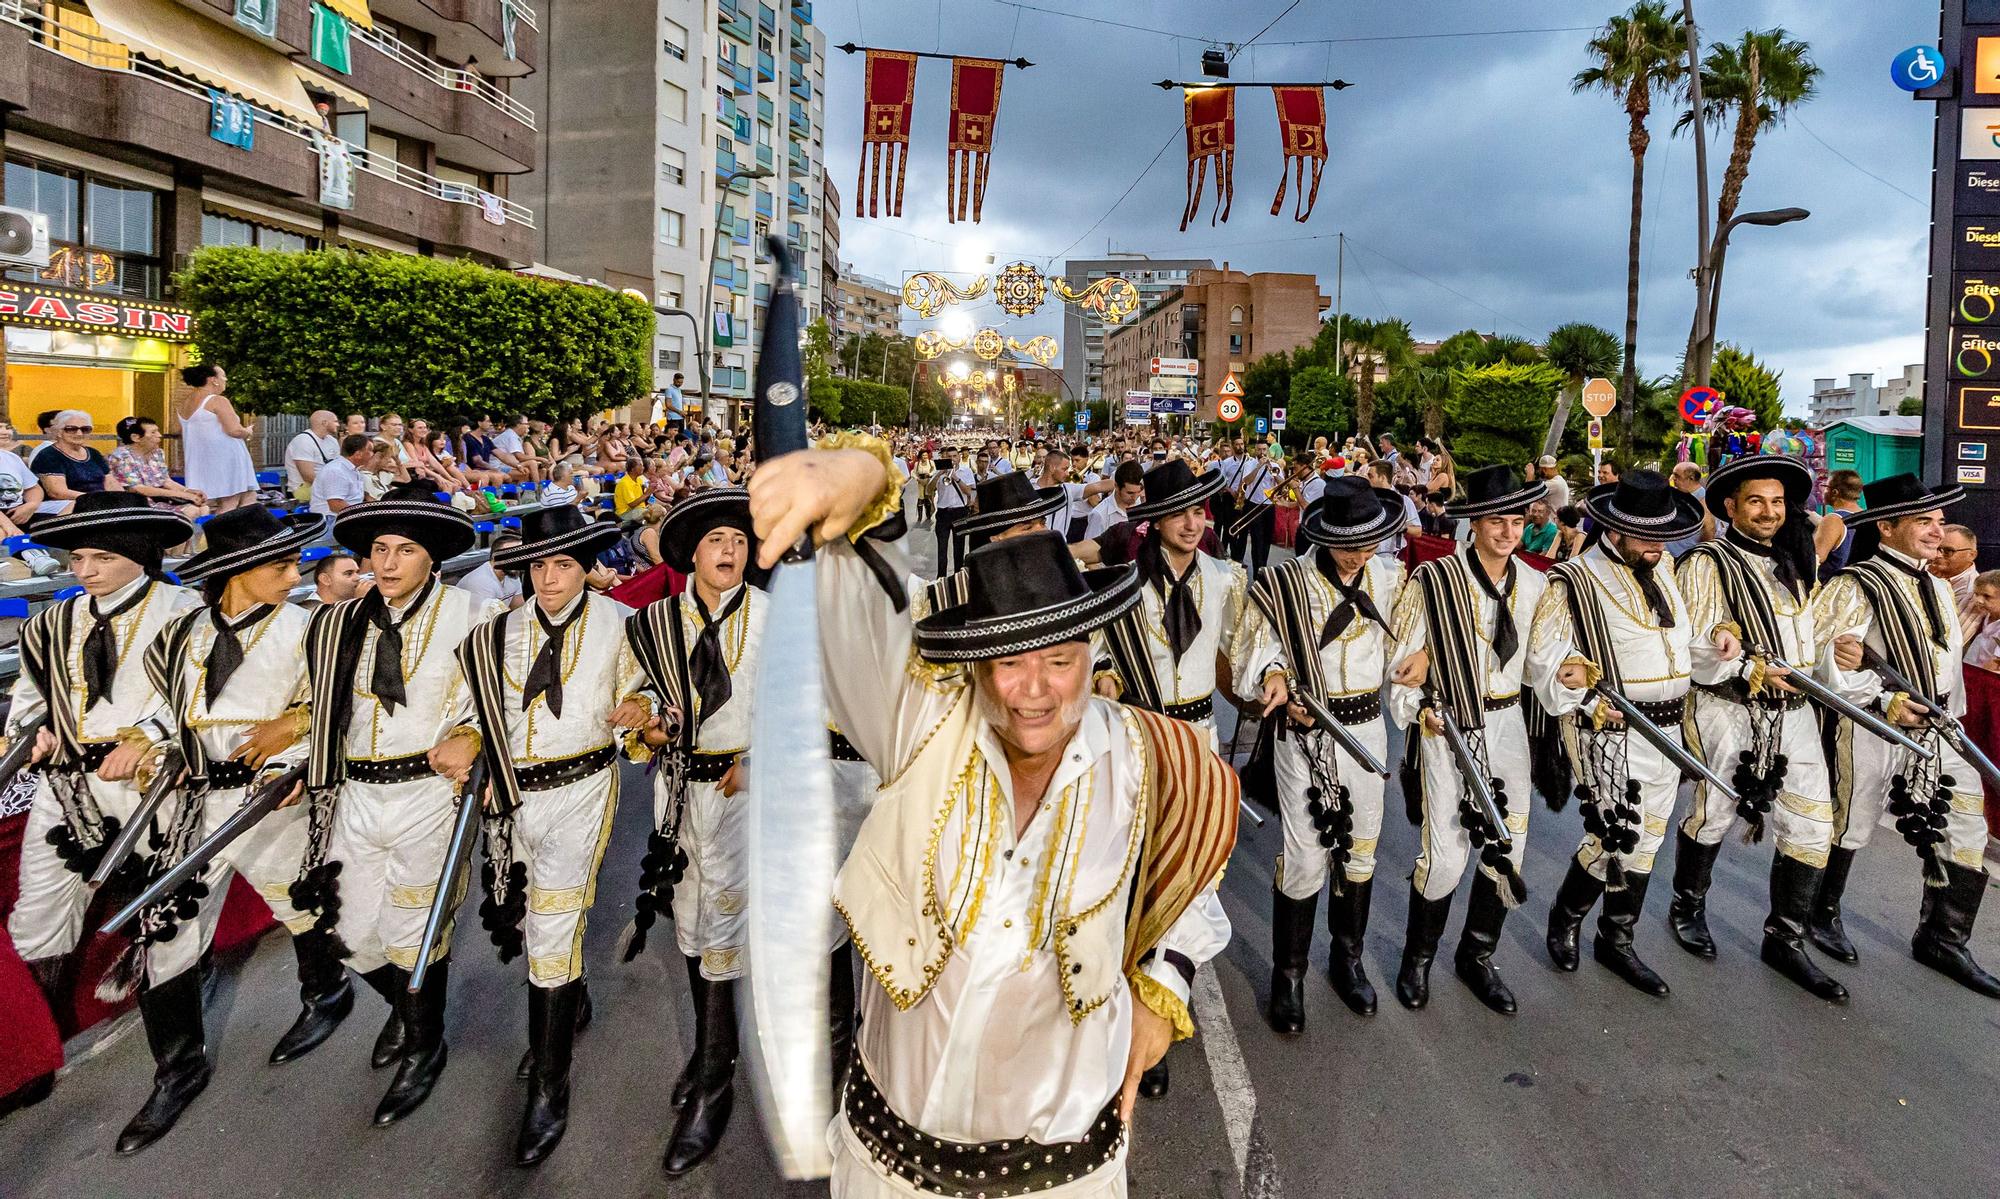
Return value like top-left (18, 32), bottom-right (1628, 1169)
top-left (1809, 364), bottom-right (1924, 426)
top-left (1059, 253), bottom-right (1213, 407)
top-left (820, 171), bottom-right (839, 326)
top-left (1101, 266), bottom-right (1331, 420)
top-left (834, 264), bottom-right (899, 342)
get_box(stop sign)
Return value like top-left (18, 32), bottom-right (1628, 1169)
top-left (1581, 377), bottom-right (1617, 418)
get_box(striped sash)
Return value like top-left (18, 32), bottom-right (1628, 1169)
top-left (1246, 554), bottom-right (1327, 701)
top-left (1682, 540), bottom-right (1783, 660)
top-left (1413, 555), bottom-right (1493, 729)
top-left (1122, 707), bottom-right (1239, 975)
top-left (1843, 560), bottom-right (1939, 698)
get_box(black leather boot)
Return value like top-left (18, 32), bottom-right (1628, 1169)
top-left (1545, 857), bottom-right (1604, 972)
top-left (1266, 887), bottom-right (1316, 1033)
top-left (1137, 1059), bottom-right (1170, 1098)
top-left (671, 956), bottom-right (707, 1107)
top-left (374, 958), bottom-right (451, 1124)
top-left (829, 947), bottom-right (857, 1095)
top-left (1593, 871), bottom-right (1670, 996)
top-left (358, 965), bottom-right (409, 1069)
top-left (663, 972), bottom-right (739, 1174)
top-left (1395, 885), bottom-right (1452, 1010)
top-left (518, 980), bottom-right (591, 1080)
top-left (1667, 830), bottom-right (1721, 959)
top-left (269, 929), bottom-right (353, 1064)
top-left (1760, 856), bottom-right (1848, 1003)
top-left (1808, 845), bottom-right (1859, 963)
top-left (116, 970), bottom-right (212, 1155)
top-left (1912, 861), bottom-right (2000, 1000)
top-left (1453, 872), bottom-right (1517, 1015)
top-left (515, 979), bottom-right (583, 1167)
top-left (1327, 879), bottom-right (1377, 1017)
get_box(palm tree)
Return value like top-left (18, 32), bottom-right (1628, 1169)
top-left (1574, 2), bottom-right (1688, 450)
top-left (1482, 334), bottom-right (1543, 367)
top-left (1344, 316), bottom-right (1414, 441)
top-left (1406, 353), bottom-right (1453, 439)
top-left (1541, 322), bottom-right (1623, 457)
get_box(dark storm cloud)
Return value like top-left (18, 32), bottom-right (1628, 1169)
top-left (824, 0), bottom-right (1935, 410)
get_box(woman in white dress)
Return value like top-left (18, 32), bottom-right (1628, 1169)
top-left (176, 364), bottom-right (258, 513)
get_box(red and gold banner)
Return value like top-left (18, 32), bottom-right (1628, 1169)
top-left (947, 57), bottom-right (1005, 224)
top-left (1270, 86), bottom-right (1327, 222)
top-left (1180, 87), bottom-right (1234, 231)
top-left (858, 50), bottom-right (918, 217)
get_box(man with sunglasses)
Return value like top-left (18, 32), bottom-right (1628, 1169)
top-left (1929, 524), bottom-right (1981, 633)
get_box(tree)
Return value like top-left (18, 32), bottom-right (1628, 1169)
top-left (1286, 365), bottom-right (1353, 446)
top-left (1541, 322), bottom-right (1623, 456)
top-left (1445, 362), bottom-right (1566, 470)
top-left (1241, 350), bottom-right (1294, 422)
top-left (1342, 316), bottom-right (1414, 441)
top-left (1575, 2), bottom-right (1688, 450)
top-left (1708, 344), bottom-right (1783, 428)
top-left (1404, 355), bottom-right (1454, 440)
top-left (1899, 395), bottom-right (1924, 417)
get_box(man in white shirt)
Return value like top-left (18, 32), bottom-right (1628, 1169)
top-left (1367, 460), bottom-right (1422, 559)
top-left (1039, 448), bottom-right (1115, 542)
top-left (1083, 460), bottom-right (1146, 542)
top-left (311, 434), bottom-right (373, 515)
top-left (1932, 523), bottom-right (1982, 631)
top-left (492, 413), bottom-right (546, 484)
top-left (931, 451), bottom-right (978, 570)
top-left (285, 410), bottom-right (341, 500)
top-left (1226, 443), bottom-right (1279, 577)
top-left (456, 532), bottom-right (524, 608)
top-left (1537, 455), bottom-right (1571, 515)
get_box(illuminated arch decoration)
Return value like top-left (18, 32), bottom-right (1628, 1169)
top-left (993, 261), bottom-right (1047, 317)
top-left (901, 271), bottom-right (989, 319)
top-left (970, 327), bottom-right (1005, 361)
top-left (1006, 335), bottom-right (1058, 367)
top-left (1051, 276), bottom-right (1140, 324)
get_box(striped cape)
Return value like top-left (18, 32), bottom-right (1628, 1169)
top-left (1121, 707), bottom-right (1239, 976)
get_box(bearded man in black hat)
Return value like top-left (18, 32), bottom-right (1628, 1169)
top-left (442, 502), bottom-right (648, 1165)
top-left (1386, 465), bottom-right (1548, 1014)
top-left (1669, 456), bottom-right (1847, 1002)
top-left (1531, 469), bottom-right (1706, 999)
top-left (1234, 477), bottom-right (1406, 1029)
top-left (5, 493), bottom-right (198, 1054)
top-left (746, 440), bottom-right (1237, 1199)
top-left (1812, 472), bottom-right (2000, 999)
top-left (101, 503), bottom-right (328, 1153)
top-left (291, 481), bottom-right (500, 1123)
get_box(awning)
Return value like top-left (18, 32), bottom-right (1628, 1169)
top-left (319, 0), bottom-right (374, 30)
top-left (295, 63), bottom-right (369, 110)
top-left (85, 0), bottom-right (322, 126)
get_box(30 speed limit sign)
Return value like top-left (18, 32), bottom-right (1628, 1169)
top-left (1217, 396), bottom-right (1244, 423)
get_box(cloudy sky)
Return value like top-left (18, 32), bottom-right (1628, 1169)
top-left (818, 0), bottom-right (1940, 415)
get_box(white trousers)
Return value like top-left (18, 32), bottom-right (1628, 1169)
top-left (7, 769), bottom-right (144, 963)
top-left (153, 786), bottom-right (312, 985)
top-left (1274, 716), bottom-right (1388, 898)
top-left (1681, 693), bottom-right (1833, 867)
top-left (513, 767), bottom-right (621, 988)
top-left (1829, 720), bottom-right (1989, 869)
top-left (1574, 725), bottom-right (1681, 880)
top-left (1413, 705), bottom-right (1531, 902)
top-left (327, 776), bottom-right (459, 973)
top-left (828, 1111), bottom-right (1128, 1199)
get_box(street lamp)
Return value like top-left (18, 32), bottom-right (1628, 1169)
top-left (619, 287), bottom-right (710, 425)
top-left (1692, 206), bottom-right (1809, 386)
top-left (697, 165), bottom-right (775, 433)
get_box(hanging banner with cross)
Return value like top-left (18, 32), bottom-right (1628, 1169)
top-left (841, 44), bottom-right (1032, 223)
top-left (947, 57), bottom-right (1006, 224)
top-left (858, 49), bottom-right (918, 218)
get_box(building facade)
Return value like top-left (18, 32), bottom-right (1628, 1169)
top-left (1809, 364), bottom-right (1924, 426)
top-left (833, 264), bottom-right (899, 342)
top-left (0, 0), bottom-right (540, 432)
top-left (1059, 253), bottom-right (1213, 407)
top-left (526, 0), bottom-right (827, 423)
top-left (1100, 267), bottom-right (1331, 421)
top-left (820, 170), bottom-right (839, 326)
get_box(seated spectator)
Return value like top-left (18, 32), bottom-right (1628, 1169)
top-left (310, 433), bottom-right (373, 515)
top-left (541, 462), bottom-right (581, 508)
top-left (492, 413), bottom-right (547, 483)
top-left (1419, 487), bottom-right (1456, 539)
top-left (457, 529), bottom-right (524, 608)
top-left (0, 421), bottom-right (58, 576)
top-left (1554, 503), bottom-right (1587, 561)
top-left (344, 413), bottom-right (368, 438)
top-left (303, 550), bottom-right (370, 611)
top-left (613, 456), bottom-right (650, 523)
top-left (1968, 570), bottom-right (2000, 671)
top-left (32, 409), bottom-right (122, 501)
top-left (108, 416), bottom-right (210, 520)
top-left (647, 455), bottom-right (681, 505)
top-left (362, 439), bottom-right (405, 499)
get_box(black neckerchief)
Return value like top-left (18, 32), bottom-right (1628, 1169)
top-left (82, 579), bottom-right (152, 710)
top-left (1314, 548), bottom-right (1383, 645)
top-left (206, 603), bottom-right (275, 707)
top-left (1466, 552), bottom-right (1520, 662)
top-left (687, 584), bottom-right (749, 728)
top-left (1155, 547), bottom-right (1201, 663)
top-left (1877, 549), bottom-right (1950, 649)
top-left (522, 595), bottom-right (588, 718)
top-left (362, 576), bottom-right (437, 715)
top-left (1725, 525), bottom-right (1803, 601)
top-left (1605, 540), bottom-right (1675, 628)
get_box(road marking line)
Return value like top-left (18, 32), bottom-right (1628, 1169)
top-left (1192, 967), bottom-right (1282, 1198)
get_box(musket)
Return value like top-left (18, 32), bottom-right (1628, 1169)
top-left (1592, 685), bottom-right (1739, 804)
top-left (1751, 653), bottom-right (1932, 760)
top-left (1861, 649), bottom-right (2000, 793)
top-left (1292, 689), bottom-right (1391, 779)
top-left (0, 716), bottom-right (48, 793)
top-left (88, 746), bottom-right (186, 888)
top-left (101, 761), bottom-right (308, 936)
top-left (408, 760), bottom-right (488, 993)
top-left (1432, 704), bottom-right (1513, 853)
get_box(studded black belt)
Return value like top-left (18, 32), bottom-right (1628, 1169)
top-left (828, 730), bottom-right (865, 763)
top-left (1631, 696), bottom-right (1687, 725)
top-left (1314, 692), bottom-right (1382, 726)
top-left (346, 752), bottom-right (436, 785)
top-left (844, 1063), bottom-right (1123, 1197)
top-left (1483, 693), bottom-right (1520, 713)
top-left (515, 745), bottom-right (617, 792)
top-left (203, 759), bottom-right (257, 790)
top-left (1697, 680), bottom-right (1808, 712)
top-left (1164, 696), bottom-right (1214, 723)
top-left (53, 740), bottom-right (117, 775)
top-left (685, 750), bottom-right (738, 784)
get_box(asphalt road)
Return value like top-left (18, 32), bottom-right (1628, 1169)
top-left (6, 527), bottom-right (1999, 1199)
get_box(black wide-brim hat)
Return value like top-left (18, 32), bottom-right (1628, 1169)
top-left (1847, 471), bottom-right (1966, 526)
top-left (333, 481), bottom-right (477, 564)
top-left (954, 471), bottom-right (1067, 543)
top-left (1126, 459), bottom-right (1226, 523)
top-left (1584, 469), bottom-right (1705, 542)
top-left (659, 487), bottom-right (757, 573)
top-left (31, 491), bottom-right (193, 556)
top-left (913, 530), bottom-right (1141, 663)
top-left (494, 501), bottom-right (621, 569)
top-left (1299, 477), bottom-right (1406, 549)
top-left (1446, 464), bottom-right (1546, 519)
top-left (1702, 454), bottom-right (1812, 519)
top-left (174, 505), bottom-right (328, 584)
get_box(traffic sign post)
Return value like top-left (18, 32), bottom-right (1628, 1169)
top-left (1581, 377), bottom-right (1617, 419)
top-left (1271, 406), bottom-right (1288, 431)
top-left (1253, 416), bottom-right (1268, 437)
top-left (1217, 396), bottom-right (1244, 423)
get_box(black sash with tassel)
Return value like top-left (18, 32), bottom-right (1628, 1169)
top-left (619, 595), bottom-right (698, 960)
top-left (1682, 540), bottom-right (1790, 843)
top-left (1546, 558), bottom-right (1645, 891)
top-left (454, 611), bottom-right (529, 962)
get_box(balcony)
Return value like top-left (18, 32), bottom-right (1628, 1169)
top-left (754, 142), bottom-right (773, 169)
top-left (350, 23), bottom-right (534, 173)
top-left (787, 101), bottom-right (809, 137)
top-left (190, 0), bottom-right (310, 54)
top-left (788, 72), bottom-right (810, 102)
top-left (715, 146), bottom-right (737, 175)
top-left (791, 0), bottom-right (812, 21)
top-left (718, 1), bottom-right (751, 44)
top-left (757, 3), bottom-right (776, 33)
top-left (789, 29), bottom-right (810, 63)
top-left (786, 183), bottom-right (809, 212)
top-left (753, 189), bottom-right (773, 218)
top-left (756, 50), bottom-right (774, 83)
top-left (788, 142), bottom-right (808, 175)
top-left (376, 0), bottom-right (539, 76)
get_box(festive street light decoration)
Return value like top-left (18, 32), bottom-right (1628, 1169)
top-left (1006, 335), bottom-right (1058, 367)
top-left (901, 271), bottom-right (989, 319)
top-left (994, 261), bottom-right (1047, 317)
top-left (1050, 277), bottom-right (1140, 324)
top-left (971, 328), bottom-right (1005, 361)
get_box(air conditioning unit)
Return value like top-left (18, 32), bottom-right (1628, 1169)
top-left (0, 206), bottom-right (51, 269)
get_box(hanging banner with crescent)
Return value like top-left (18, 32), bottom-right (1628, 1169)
top-left (1180, 87), bottom-right (1235, 231)
top-left (1270, 86), bottom-right (1327, 221)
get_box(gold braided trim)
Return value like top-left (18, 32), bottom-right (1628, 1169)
top-left (715, 888), bottom-right (746, 916)
top-left (1954, 846), bottom-right (1985, 867)
top-left (1563, 654), bottom-right (1604, 691)
top-left (528, 885), bottom-right (586, 915)
top-left (1884, 691), bottom-right (1911, 727)
top-left (702, 947), bottom-right (743, 977)
top-left (622, 728), bottom-right (655, 763)
top-left (281, 913), bottom-right (318, 935)
top-left (1505, 809), bottom-right (1529, 835)
top-left (1778, 791), bottom-right (1834, 821)
top-left (1630, 849), bottom-right (1660, 873)
top-left (1777, 843), bottom-right (1830, 870)
top-left (1745, 656), bottom-right (1769, 698)
top-left (1950, 789), bottom-right (1985, 815)
top-left (1129, 972), bottom-right (1194, 1042)
top-left (816, 431), bottom-right (907, 540)
top-left (258, 882), bottom-right (297, 906)
top-left (446, 724), bottom-right (483, 759)
top-left (1092, 669), bottom-right (1125, 699)
top-left (834, 896), bottom-right (947, 1011)
top-left (529, 954), bottom-right (577, 983)
top-left (1643, 813), bottom-right (1669, 837)
top-left (388, 882), bottom-right (437, 909)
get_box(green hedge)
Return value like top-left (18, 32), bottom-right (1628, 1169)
top-left (1445, 362), bottom-right (1564, 469)
top-left (176, 247), bottom-right (653, 421)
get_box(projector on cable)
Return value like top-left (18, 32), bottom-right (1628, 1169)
top-left (0, 206), bottom-right (50, 269)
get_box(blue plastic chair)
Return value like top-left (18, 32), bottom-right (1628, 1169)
top-left (0, 598), bottom-right (30, 620)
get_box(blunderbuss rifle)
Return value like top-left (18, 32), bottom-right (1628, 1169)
top-left (1430, 703), bottom-right (1512, 854)
top-left (1861, 649), bottom-right (2000, 793)
top-left (0, 716), bottom-right (48, 793)
top-left (102, 761), bottom-right (309, 936)
top-left (1744, 648), bottom-right (1932, 760)
top-left (1291, 688), bottom-right (1392, 779)
top-left (409, 760), bottom-right (489, 992)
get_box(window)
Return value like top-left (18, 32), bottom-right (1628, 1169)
top-left (657, 272), bottom-right (685, 308)
top-left (201, 212), bottom-right (312, 253)
top-left (363, 129), bottom-right (401, 176)
top-left (1229, 305), bottom-right (1244, 324)
top-left (717, 134), bottom-right (734, 155)
top-left (663, 18), bottom-right (688, 60)
top-left (1228, 333), bottom-right (1243, 354)
top-left (661, 81), bottom-right (687, 122)
top-left (657, 346), bottom-right (684, 370)
top-left (658, 208), bottom-right (684, 246)
top-left (3, 157), bottom-right (161, 298)
top-left (754, 218), bottom-right (769, 241)
top-left (759, 32), bottom-right (773, 54)
top-left (758, 120), bottom-right (773, 148)
top-left (660, 145), bottom-right (686, 185)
